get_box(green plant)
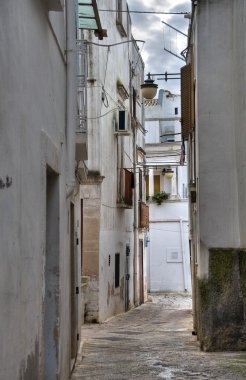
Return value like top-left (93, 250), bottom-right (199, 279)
top-left (146, 194), bottom-right (150, 201)
top-left (152, 191), bottom-right (169, 205)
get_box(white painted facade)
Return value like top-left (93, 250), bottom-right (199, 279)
top-left (77, 0), bottom-right (148, 323)
top-left (0, 1), bottom-right (82, 378)
top-left (185, 0), bottom-right (246, 351)
top-left (145, 90), bottom-right (191, 293)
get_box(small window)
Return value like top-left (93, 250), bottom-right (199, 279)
top-left (115, 253), bottom-right (120, 288)
top-left (160, 125), bottom-right (175, 143)
top-left (116, 0), bottom-right (127, 37)
top-left (175, 107), bottom-right (178, 115)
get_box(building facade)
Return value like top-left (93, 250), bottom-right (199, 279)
top-left (0, 0), bottom-right (148, 377)
top-left (145, 90), bottom-right (191, 293)
top-left (182, 0), bottom-right (246, 351)
top-left (0, 0), bottom-right (81, 378)
top-left (76, 0), bottom-right (149, 323)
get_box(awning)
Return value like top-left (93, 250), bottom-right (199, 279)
top-left (78, 0), bottom-right (107, 39)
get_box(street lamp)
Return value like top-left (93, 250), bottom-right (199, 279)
top-left (162, 168), bottom-right (174, 179)
top-left (140, 73), bottom-right (158, 99)
top-left (141, 72), bottom-right (181, 99)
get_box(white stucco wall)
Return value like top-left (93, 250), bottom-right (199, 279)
top-left (147, 201), bottom-right (191, 292)
top-left (145, 88), bottom-right (191, 293)
top-left (80, 0), bottom-right (146, 322)
top-left (196, 0), bottom-right (246, 249)
top-left (0, 2), bottom-right (73, 379)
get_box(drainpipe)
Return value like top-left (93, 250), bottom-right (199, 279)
top-left (66, 0), bottom-right (77, 198)
top-left (133, 125), bottom-right (139, 306)
top-left (180, 217), bottom-right (189, 291)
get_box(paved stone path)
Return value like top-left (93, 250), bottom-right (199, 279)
top-left (72, 293), bottom-right (246, 379)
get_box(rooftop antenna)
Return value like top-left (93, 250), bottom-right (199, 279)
top-left (162, 21), bottom-right (188, 62)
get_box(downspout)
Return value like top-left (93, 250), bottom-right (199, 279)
top-left (133, 124), bottom-right (139, 306)
top-left (65, 0), bottom-right (79, 373)
top-left (66, 0), bottom-right (77, 198)
top-left (180, 217), bottom-right (188, 291)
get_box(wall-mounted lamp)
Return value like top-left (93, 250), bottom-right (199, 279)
top-left (162, 168), bottom-right (174, 179)
top-left (140, 73), bottom-right (158, 99)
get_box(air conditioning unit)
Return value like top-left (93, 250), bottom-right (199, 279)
top-left (114, 110), bottom-right (131, 135)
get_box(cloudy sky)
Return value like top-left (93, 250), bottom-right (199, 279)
top-left (127, 0), bottom-right (191, 93)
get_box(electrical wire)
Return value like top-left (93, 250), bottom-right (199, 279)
top-left (132, 42), bottom-right (145, 74)
top-left (79, 39), bottom-right (145, 48)
top-left (98, 10), bottom-right (190, 15)
top-left (87, 107), bottom-right (119, 120)
top-left (150, 227), bottom-right (189, 233)
top-left (102, 86), bottom-right (124, 109)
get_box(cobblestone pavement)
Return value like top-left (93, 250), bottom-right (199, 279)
top-left (72, 293), bottom-right (246, 379)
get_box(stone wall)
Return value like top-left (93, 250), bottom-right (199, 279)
top-left (197, 248), bottom-right (246, 351)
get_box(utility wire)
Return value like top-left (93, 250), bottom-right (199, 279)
top-left (80, 39), bottom-right (145, 48)
top-left (87, 107), bottom-right (119, 120)
top-left (98, 10), bottom-right (190, 15)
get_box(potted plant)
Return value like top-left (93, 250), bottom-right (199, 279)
top-left (152, 191), bottom-right (170, 205)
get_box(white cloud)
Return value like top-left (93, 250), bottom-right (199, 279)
top-left (127, 0), bottom-right (191, 94)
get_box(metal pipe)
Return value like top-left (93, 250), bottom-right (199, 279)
top-left (133, 112), bottom-right (139, 306)
top-left (180, 217), bottom-right (189, 291)
top-left (66, 0), bottom-right (77, 198)
top-left (161, 21), bottom-right (188, 37)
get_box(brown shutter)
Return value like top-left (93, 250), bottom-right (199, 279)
top-left (146, 175), bottom-right (149, 196)
top-left (154, 175), bottom-right (160, 193)
top-left (124, 169), bottom-right (133, 206)
top-left (139, 202), bottom-right (149, 228)
top-left (181, 63), bottom-right (192, 140)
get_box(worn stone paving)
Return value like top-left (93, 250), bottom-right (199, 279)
top-left (72, 293), bottom-right (246, 379)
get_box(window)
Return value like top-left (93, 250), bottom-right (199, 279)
top-left (175, 107), bottom-right (178, 115)
top-left (115, 253), bottom-right (120, 288)
top-left (160, 125), bottom-right (175, 143)
top-left (116, 0), bottom-right (127, 37)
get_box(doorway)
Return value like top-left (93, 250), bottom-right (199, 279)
top-left (70, 202), bottom-right (78, 367)
top-left (125, 245), bottom-right (130, 311)
top-left (44, 168), bottom-right (59, 380)
top-left (139, 240), bottom-right (144, 304)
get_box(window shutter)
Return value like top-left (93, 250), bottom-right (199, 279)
top-left (181, 63), bottom-right (192, 141)
top-left (124, 169), bottom-right (133, 206)
top-left (139, 202), bottom-right (149, 228)
top-left (146, 175), bottom-right (149, 197)
top-left (154, 175), bottom-right (160, 194)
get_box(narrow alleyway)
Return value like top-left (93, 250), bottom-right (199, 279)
top-left (72, 294), bottom-right (246, 379)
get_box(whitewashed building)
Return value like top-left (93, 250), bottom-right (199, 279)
top-left (0, 0), bottom-right (94, 378)
top-left (145, 89), bottom-right (191, 293)
top-left (76, 0), bottom-right (149, 323)
top-left (183, 0), bottom-right (246, 351)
